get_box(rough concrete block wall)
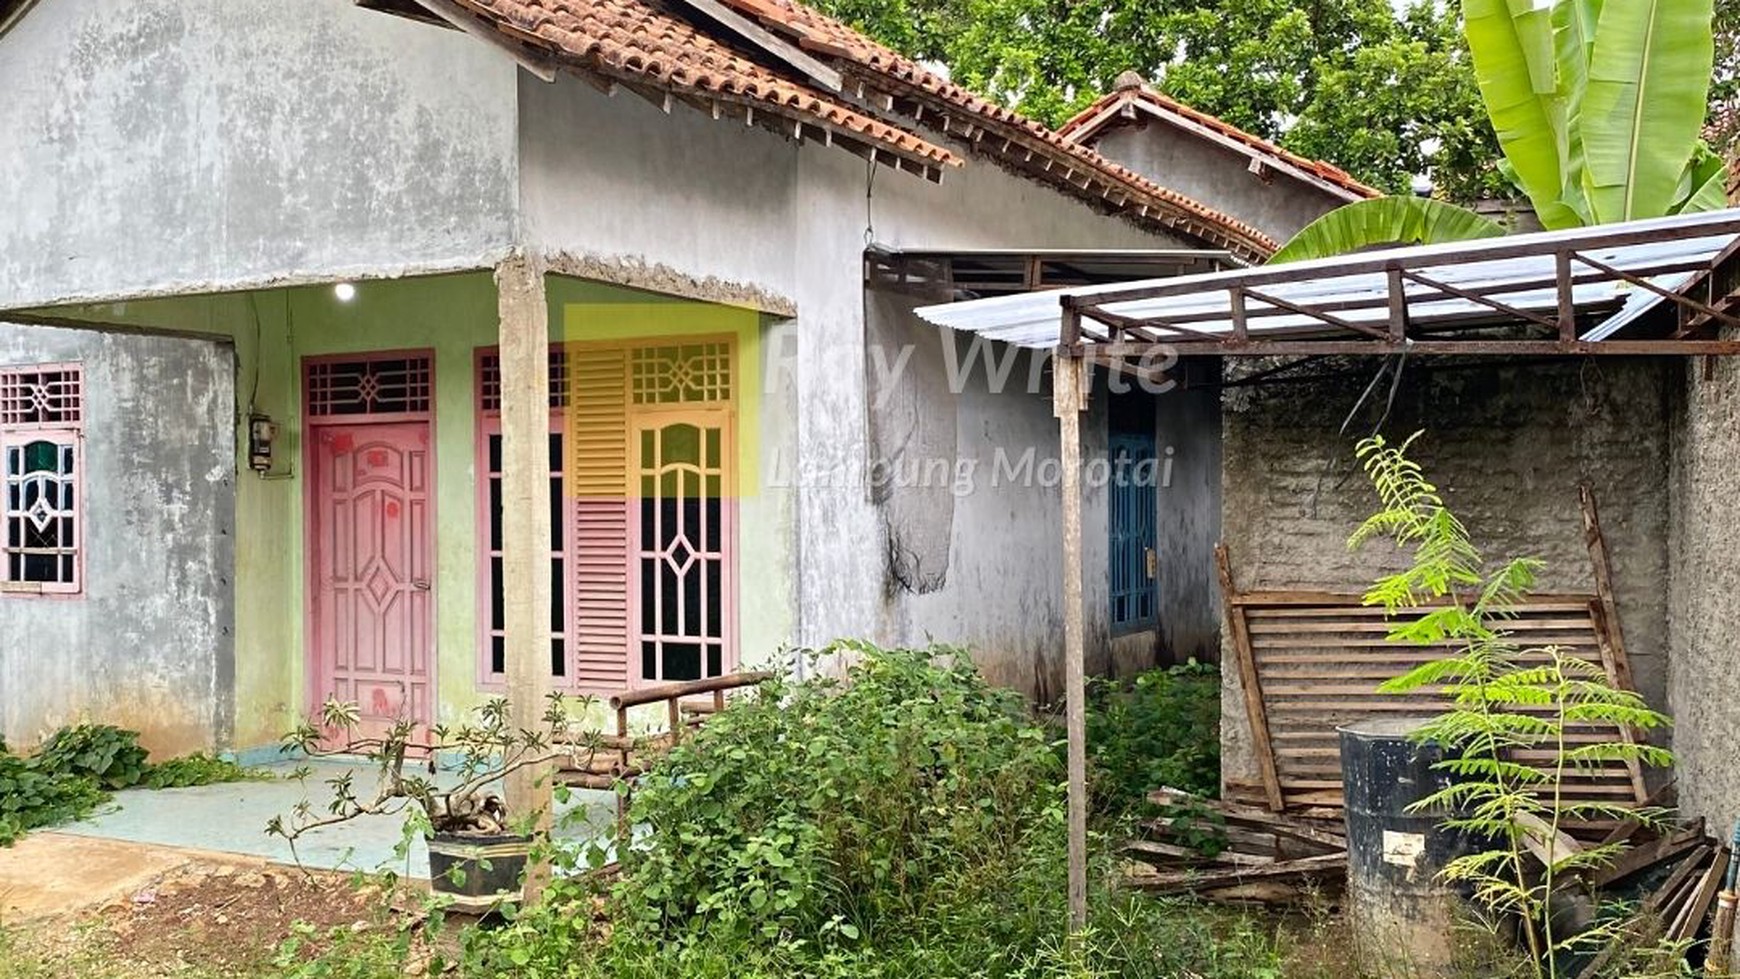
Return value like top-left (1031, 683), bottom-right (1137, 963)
top-left (1668, 353), bottom-right (1740, 834)
top-left (0, 325), bottom-right (235, 757)
top-left (1219, 359), bottom-right (1673, 793)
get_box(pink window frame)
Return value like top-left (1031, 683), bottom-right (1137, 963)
top-left (473, 347), bottom-right (578, 692)
top-left (300, 349), bottom-right (438, 723)
top-left (0, 361), bottom-right (85, 599)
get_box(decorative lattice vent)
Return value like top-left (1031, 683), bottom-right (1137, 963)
top-left (630, 343), bottom-right (732, 405)
top-left (306, 355), bottom-right (432, 417)
top-left (0, 366), bottom-right (82, 428)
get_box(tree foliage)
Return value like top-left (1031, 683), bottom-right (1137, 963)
top-left (809, 0), bottom-right (1502, 198)
top-left (1273, 0), bottom-right (1723, 262)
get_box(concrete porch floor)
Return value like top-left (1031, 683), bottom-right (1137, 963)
top-left (48, 760), bottom-right (619, 876)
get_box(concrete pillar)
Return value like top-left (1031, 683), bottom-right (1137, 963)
top-left (495, 253), bottom-right (553, 897)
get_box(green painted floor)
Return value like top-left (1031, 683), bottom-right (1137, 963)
top-left (54, 760), bottom-right (618, 876)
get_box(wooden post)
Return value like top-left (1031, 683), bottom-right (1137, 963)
top-left (1579, 484), bottom-right (1650, 804)
top-left (496, 253), bottom-right (554, 898)
top-left (1054, 334), bottom-right (1089, 933)
top-left (1216, 544), bottom-right (1285, 812)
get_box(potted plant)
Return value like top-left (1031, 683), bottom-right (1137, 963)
top-left (266, 692), bottom-right (599, 900)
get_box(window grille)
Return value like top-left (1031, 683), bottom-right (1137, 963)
top-left (306, 355), bottom-right (432, 417)
top-left (476, 349), bottom-right (569, 413)
top-left (630, 343), bottom-right (732, 405)
top-left (1108, 432), bottom-right (1157, 633)
top-left (1, 364), bottom-right (82, 594)
top-left (0, 366), bottom-right (82, 428)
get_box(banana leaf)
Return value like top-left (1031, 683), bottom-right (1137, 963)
top-left (1269, 197), bottom-right (1507, 265)
top-left (1669, 141), bottom-right (1730, 214)
top-left (1580, 0), bottom-right (1716, 222)
top-left (1548, 0), bottom-right (1602, 227)
top-left (1465, 0), bottom-right (1568, 220)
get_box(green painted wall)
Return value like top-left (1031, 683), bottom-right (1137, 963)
top-left (43, 272), bottom-right (798, 748)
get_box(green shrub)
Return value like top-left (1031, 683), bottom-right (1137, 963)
top-left (608, 640), bottom-right (1062, 947)
top-left (1084, 661), bottom-right (1221, 813)
top-left (31, 724), bottom-right (149, 790)
top-left (143, 752), bottom-right (272, 789)
top-left (453, 642), bottom-right (1288, 979)
top-left (0, 751), bottom-right (106, 846)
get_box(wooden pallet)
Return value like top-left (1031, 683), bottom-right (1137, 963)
top-left (1217, 487), bottom-right (1652, 819)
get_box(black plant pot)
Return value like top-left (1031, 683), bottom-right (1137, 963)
top-left (426, 831), bottom-right (531, 898)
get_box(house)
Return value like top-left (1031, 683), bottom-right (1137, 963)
top-left (1059, 72), bottom-right (1383, 242)
top-left (0, 0), bottom-right (1370, 756)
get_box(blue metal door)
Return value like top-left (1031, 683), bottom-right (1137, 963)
top-left (1108, 433), bottom-right (1157, 633)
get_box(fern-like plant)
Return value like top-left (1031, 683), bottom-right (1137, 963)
top-left (1351, 433), bottom-right (1674, 979)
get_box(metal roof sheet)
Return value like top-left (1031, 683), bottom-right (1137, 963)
top-left (915, 209), bottom-right (1740, 349)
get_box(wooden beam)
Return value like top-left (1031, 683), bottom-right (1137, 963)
top-left (1217, 544), bottom-right (1285, 812)
top-left (1400, 267), bottom-right (1558, 332)
top-left (1054, 344), bottom-right (1089, 932)
top-left (1571, 250), bottom-right (1740, 331)
top-left (1080, 216), bottom-right (1740, 307)
top-left (672, 0), bottom-right (843, 92)
top-left (408, 0), bottom-right (558, 81)
top-left (495, 254), bottom-right (555, 899)
top-left (1241, 287), bottom-right (1391, 339)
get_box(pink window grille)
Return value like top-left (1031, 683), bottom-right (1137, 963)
top-left (1, 364), bottom-right (83, 595)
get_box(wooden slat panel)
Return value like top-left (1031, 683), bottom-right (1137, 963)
top-left (1234, 591), bottom-right (1644, 814)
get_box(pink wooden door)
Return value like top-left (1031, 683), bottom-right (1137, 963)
top-left (309, 423), bottom-right (434, 738)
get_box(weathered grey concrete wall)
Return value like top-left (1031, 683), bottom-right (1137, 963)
top-left (793, 138), bottom-right (1176, 698)
top-left (1667, 354), bottom-right (1740, 833)
top-left (517, 73), bottom-right (800, 307)
top-left (1154, 366), bottom-right (1223, 665)
top-left (1218, 359), bottom-right (1673, 792)
top-left (0, 324), bottom-right (235, 757)
top-left (0, 0), bottom-right (518, 309)
top-left (1090, 124), bottom-right (1351, 242)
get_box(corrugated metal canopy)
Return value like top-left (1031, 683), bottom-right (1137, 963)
top-left (914, 209), bottom-right (1740, 352)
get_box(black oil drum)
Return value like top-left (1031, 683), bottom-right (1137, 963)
top-left (1340, 716), bottom-right (1472, 978)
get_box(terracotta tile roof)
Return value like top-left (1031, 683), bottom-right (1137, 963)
top-left (711, 0), bottom-right (1277, 260)
top-left (427, 0), bottom-right (1277, 260)
top-left (1058, 79), bottom-right (1383, 201)
top-left (445, 0), bottom-right (961, 175)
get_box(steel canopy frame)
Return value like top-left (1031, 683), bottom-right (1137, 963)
top-left (1062, 215), bottom-right (1740, 357)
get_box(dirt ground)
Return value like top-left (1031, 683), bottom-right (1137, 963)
top-left (0, 860), bottom-right (421, 978)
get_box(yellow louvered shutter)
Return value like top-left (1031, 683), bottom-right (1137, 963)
top-left (566, 346), bottom-right (631, 691)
